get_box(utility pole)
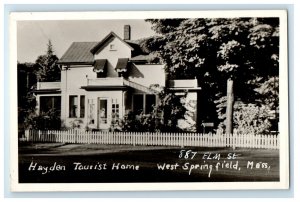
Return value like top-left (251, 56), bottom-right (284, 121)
top-left (226, 78), bottom-right (234, 134)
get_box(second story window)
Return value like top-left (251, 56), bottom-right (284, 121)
top-left (97, 72), bottom-right (106, 78)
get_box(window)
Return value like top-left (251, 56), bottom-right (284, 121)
top-left (88, 99), bottom-right (95, 124)
top-left (69, 95), bottom-right (78, 118)
top-left (109, 44), bottom-right (116, 51)
top-left (133, 94), bottom-right (144, 114)
top-left (97, 72), bottom-right (106, 78)
top-left (40, 96), bottom-right (61, 114)
top-left (133, 94), bottom-right (156, 114)
top-left (146, 94), bottom-right (156, 114)
top-left (80, 95), bottom-right (85, 118)
top-left (99, 99), bottom-right (108, 124)
top-left (112, 99), bottom-right (120, 124)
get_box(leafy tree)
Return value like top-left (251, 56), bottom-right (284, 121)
top-left (145, 18), bottom-right (279, 134)
top-left (35, 40), bottom-right (60, 82)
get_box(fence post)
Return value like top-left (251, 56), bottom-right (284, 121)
top-left (232, 129), bottom-right (237, 150)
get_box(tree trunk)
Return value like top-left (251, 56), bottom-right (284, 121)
top-left (26, 72), bottom-right (30, 91)
top-left (226, 78), bottom-right (234, 134)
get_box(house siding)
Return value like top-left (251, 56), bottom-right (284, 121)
top-left (128, 64), bottom-right (165, 88)
top-left (60, 66), bottom-right (92, 127)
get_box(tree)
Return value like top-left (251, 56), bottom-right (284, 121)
top-left (18, 41), bottom-right (62, 135)
top-left (35, 40), bottom-right (60, 82)
top-left (145, 18), bottom-right (279, 134)
top-left (17, 62), bottom-right (37, 136)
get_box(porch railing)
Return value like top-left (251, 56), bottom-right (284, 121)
top-left (86, 77), bottom-right (124, 86)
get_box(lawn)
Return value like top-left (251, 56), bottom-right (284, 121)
top-left (18, 143), bottom-right (279, 183)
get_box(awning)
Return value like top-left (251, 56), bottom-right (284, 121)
top-left (115, 58), bottom-right (129, 72)
top-left (93, 59), bottom-right (107, 73)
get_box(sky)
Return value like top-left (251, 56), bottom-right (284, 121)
top-left (17, 20), bottom-right (156, 63)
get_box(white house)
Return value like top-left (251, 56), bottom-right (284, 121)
top-left (34, 25), bottom-right (200, 131)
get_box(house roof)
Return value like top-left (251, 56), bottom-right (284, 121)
top-left (58, 42), bottom-right (97, 64)
top-left (93, 59), bottom-right (107, 72)
top-left (58, 32), bottom-right (154, 65)
top-left (90, 32), bottom-right (134, 54)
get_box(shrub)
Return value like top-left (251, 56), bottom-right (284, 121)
top-left (24, 109), bottom-right (61, 130)
top-left (218, 103), bottom-right (272, 134)
top-left (233, 104), bottom-right (272, 134)
top-left (117, 111), bottom-right (161, 132)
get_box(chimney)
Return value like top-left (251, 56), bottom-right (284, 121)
top-left (124, 25), bottom-right (131, 40)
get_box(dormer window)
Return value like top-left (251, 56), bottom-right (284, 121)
top-left (110, 44), bottom-right (116, 51)
top-left (93, 59), bottom-right (107, 78)
top-left (115, 58), bottom-right (129, 77)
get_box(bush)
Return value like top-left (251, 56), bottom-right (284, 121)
top-left (24, 109), bottom-right (61, 130)
top-left (233, 104), bottom-right (272, 134)
top-left (117, 111), bottom-right (161, 132)
top-left (218, 103), bottom-right (272, 134)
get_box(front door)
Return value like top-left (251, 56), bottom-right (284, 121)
top-left (98, 98), bottom-right (109, 129)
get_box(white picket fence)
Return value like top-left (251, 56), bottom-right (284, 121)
top-left (23, 129), bottom-right (279, 149)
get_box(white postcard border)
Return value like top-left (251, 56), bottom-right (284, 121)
top-left (9, 10), bottom-right (289, 192)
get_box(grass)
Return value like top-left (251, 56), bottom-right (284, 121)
top-left (18, 143), bottom-right (279, 183)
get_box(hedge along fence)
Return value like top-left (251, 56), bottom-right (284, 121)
top-left (23, 129), bottom-right (279, 149)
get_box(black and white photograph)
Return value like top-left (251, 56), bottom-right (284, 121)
top-left (10, 11), bottom-right (289, 191)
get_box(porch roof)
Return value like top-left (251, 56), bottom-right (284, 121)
top-left (80, 86), bottom-right (128, 91)
top-left (168, 79), bottom-right (201, 92)
top-left (33, 89), bottom-right (61, 94)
